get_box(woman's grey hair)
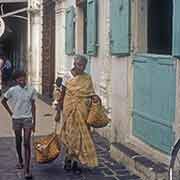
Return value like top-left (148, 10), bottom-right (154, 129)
top-left (74, 54), bottom-right (88, 65)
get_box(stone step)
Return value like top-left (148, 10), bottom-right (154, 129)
top-left (110, 143), bottom-right (169, 180)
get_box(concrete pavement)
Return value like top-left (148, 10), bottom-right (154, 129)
top-left (0, 98), bottom-right (141, 180)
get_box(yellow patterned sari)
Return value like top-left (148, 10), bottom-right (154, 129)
top-left (61, 73), bottom-right (98, 167)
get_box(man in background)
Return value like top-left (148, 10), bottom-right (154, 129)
top-left (0, 51), bottom-right (13, 95)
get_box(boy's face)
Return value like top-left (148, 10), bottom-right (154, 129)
top-left (16, 76), bottom-right (26, 87)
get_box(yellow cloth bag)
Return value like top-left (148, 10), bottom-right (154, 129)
top-left (33, 124), bottom-right (60, 164)
top-left (87, 101), bottom-right (111, 128)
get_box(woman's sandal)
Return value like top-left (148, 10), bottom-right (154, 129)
top-left (64, 159), bottom-right (72, 171)
top-left (24, 173), bottom-right (33, 179)
top-left (72, 161), bottom-right (82, 175)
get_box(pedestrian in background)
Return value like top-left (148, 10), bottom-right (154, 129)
top-left (1, 56), bottom-right (13, 87)
top-left (1, 70), bottom-right (36, 179)
top-left (0, 52), bottom-right (13, 94)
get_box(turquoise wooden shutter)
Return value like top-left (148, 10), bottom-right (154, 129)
top-left (86, 0), bottom-right (97, 56)
top-left (173, 0), bottom-right (180, 57)
top-left (65, 6), bottom-right (75, 55)
top-left (110, 0), bottom-right (130, 55)
top-left (133, 55), bottom-right (176, 154)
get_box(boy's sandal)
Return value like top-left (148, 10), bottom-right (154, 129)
top-left (16, 163), bottom-right (24, 169)
top-left (24, 173), bottom-right (33, 179)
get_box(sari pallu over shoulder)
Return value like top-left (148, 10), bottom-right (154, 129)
top-left (66, 73), bottom-right (95, 98)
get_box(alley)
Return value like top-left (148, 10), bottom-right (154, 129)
top-left (0, 98), bottom-right (141, 180)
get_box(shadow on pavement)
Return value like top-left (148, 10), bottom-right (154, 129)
top-left (0, 134), bottom-right (141, 180)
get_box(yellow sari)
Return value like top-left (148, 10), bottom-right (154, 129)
top-left (61, 73), bottom-right (98, 167)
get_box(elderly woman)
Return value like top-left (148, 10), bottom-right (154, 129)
top-left (59, 54), bottom-right (98, 174)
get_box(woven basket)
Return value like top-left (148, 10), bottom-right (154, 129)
top-left (33, 133), bottom-right (60, 164)
top-left (87, 101), bottom-right (111, 128)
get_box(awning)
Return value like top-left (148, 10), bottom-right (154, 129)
top-left (0, 0), bottom-right (40, 18)
top-left (0, 8), bottom-right (27, 18)
top-left (0, 0), bottom-right (27, 3)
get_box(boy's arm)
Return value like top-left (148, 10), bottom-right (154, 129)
top-left (1, 97), bottom-right (13, 117)
top-left (32, 100), bottom-right (36, 132)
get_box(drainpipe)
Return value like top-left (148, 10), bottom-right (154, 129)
top-left (27, 0), bottom-right (32, 84)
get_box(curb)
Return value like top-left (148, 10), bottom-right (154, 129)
top-left (110, 143), bottom-right (168, 180)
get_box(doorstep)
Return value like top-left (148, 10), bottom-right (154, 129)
top-left (110, 143), bottom-right (169, 180)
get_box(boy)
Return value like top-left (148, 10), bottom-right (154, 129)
top-left (1, 70), bottom-right (36, 179)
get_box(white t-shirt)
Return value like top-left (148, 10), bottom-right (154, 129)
top-left (62, 71), bottom-right (74, 87)
top-left (4, 85), bottom-right (37, 119)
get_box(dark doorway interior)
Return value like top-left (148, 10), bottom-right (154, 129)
top-left (148, 0), bottom-right (172, 54)
top-left (0, 2), bottom-right (27, 70)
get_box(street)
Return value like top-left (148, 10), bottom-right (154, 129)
top-left (0, 98), bottom-right (141, 180)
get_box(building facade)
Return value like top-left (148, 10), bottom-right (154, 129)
top-left (7, 0), bottom-right (179, 177)
top-left (3, 0), bottom-right (180, 178)
top-left (52, 0), bottom-right (180, 168)
top-left (4, 0), bottom-right (180, 178)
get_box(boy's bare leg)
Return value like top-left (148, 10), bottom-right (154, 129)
top-left (14, 128), bottom-right (23, 168)
top-left (23, 128), bottom-right (32, 178)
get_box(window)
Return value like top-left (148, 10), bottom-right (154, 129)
top-left (65, 6), bottom-right (75, 55)
top-left (110, 0), bottom-right (130, 56)
top-left (148, 0), bottom-right (172, 55)
top-left (86, 0), bottom-right (97, 56)
top-left (83, 2), bottom-right (87, 54)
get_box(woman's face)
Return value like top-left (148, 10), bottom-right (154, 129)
top-left (74, 59), bottom-right (86, 74)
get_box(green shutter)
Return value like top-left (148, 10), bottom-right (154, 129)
top-left (86, 0), bottom-right (97, 56)
top-left (65, 6), bottom-right (75, 55)
top-left (133, 55), bottom-right (176, 154)
top-left (172, 0), bottom-right (180, 57)
top-left (110, 0), bottom-right (130, 56)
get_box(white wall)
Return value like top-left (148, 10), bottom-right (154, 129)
top-left (89, 0), bottom-right (113, 140)
top-left (111, 58), bottom-right (129, 143)
top-left (29, 0), bottom-right (43, 93)
top-left (55, 0), bottom-right (75, 79)
top-left (55, 1), bottom-right (66, 78)
top-left (175, 60), bottom-right (180, 140)
top-left (31, 13), bottom-right (42, 93)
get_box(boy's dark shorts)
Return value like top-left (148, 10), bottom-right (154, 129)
top-left (12, 118), bottom-right (33, 130)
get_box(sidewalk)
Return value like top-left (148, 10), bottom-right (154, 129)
top-left (0, 98), bottom-right (141, 180)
